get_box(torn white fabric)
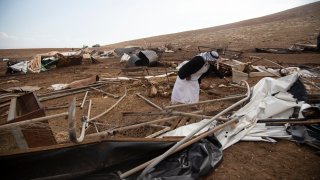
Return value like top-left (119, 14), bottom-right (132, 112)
top-left (155, 73), bottom-right (306, 149)
top-left (9, 61), bottom-right (28, 73)
top-left (48, 84), bottom-right (69, 91)
top-left (159, 119), bottom-right (217, 138)
top-left (120, 53), bottom-right (130, 63)
top-left (241, 123), bottom-right (291, 142)
top-left (216, 73), bottom-right (300, 149)
top-left (299, 103), bottom-right (312, 118)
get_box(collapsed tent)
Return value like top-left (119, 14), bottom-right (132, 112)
top-left (28, 51), bottom-right (83, 73)
top-left (217, 73), bottom-right (304, 148)
top-left (5, 50), bottom-right (99, 74)
top-left (160, 73), bottom-right (318, 150)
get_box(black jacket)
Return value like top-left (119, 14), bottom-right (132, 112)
top-left (178, 56), bottom-right (223, 84)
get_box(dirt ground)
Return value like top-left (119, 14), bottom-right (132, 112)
top-left (1, 2), bottom-right (320, 179)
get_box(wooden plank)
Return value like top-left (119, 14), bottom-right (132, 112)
top-left (11, 127), bottom-right (28, 149)
top-left (7, 97), bottom-right (28, 150)
top-left (7, 98), bottom-right (17, 121)
top-left (176, 117), bottom-right (190, 127)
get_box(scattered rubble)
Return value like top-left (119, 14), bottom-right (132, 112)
top-left (0, 46), bottom-right (319, 180)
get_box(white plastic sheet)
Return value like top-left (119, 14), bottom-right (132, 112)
top-left (160, 73), bottom-right (306, 149)
top-left (160, 119), bottom-right (217, 137)
top-left (48, 84), bottom-right (69, 90)
top-left (216, 73), bottom-right (300, 149)
top-left (9, 61), bottom-right (28, 73)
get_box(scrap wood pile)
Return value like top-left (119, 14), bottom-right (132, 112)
top-left (0, 47), bottom-right (320, 179)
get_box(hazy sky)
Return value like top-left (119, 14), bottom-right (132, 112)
top-left (0, 0), bottom-right (318, 49)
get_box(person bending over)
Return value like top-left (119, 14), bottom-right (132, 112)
top-left (171, 51), bottom-right (226, 104)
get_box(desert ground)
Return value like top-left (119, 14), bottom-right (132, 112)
top-left (0, 2), bottom-right (320, 179)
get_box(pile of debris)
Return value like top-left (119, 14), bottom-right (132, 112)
top-left (6, 49), bottom-right (99, 74)
top-left (0, 48), bottom-right (319, 179)
top-left (255, 33), bottom-right (320, 54)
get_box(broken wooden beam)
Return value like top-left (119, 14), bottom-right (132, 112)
top-left (88, 116), bottom-right (179, 137)
top-left (146, 126), bottom-right (171, 138)
top-left (89, 88), bottom-right (127, 121)
top-left (90, 87), bottom-right (120, 99)
top-left (80, 91), bottom-right (89, 109)
top-left (164, 94), bottom-right (246, 109)
top-left (136, 93), bottom-right (163, 110)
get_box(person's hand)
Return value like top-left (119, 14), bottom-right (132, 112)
top-left (186, 76), bottom-right (191, 80)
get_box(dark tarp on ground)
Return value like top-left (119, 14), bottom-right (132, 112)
top-left (139, 136), bottom-right (222, 180)
top-left (287, 79), bottom-right (307, 102)
top-left (0, 136), bottom-right (222, 180)
top-left (287, 124), bottom-right (320, 150)
top-left (0, 141), bottom-right (174, 180)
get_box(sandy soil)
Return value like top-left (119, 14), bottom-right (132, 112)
top-left (0, 2), bottom-right (320, 179)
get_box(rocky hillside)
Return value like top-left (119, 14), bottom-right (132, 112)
top-left (102, 2), bottom-right (320, 51)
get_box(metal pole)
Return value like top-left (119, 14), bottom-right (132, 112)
top-left (68, 97), bottom-right (87, 143)
top-left (170, 111), bottom-right (212, 119)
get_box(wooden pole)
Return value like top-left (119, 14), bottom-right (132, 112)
top-left (90, 87), bottom-right (120, 99)
top-left (88, 116), bottom-right (179, 137)
top-left (136, 93), bottom-right (163, 110)
top-left (165, 94), bottom-right (246, 109)
top-left (0, 112), bottom-right (68, 131)
top-left (89, 88), bottom-right (127, 122)
top-left (80, 91), bottom-right (89, 109)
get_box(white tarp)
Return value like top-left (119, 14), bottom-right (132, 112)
top-left (9, 61), bottom-right (28, 73)
top-left (159, 73), bottom-right (307, 149)
top-left (160, 119), bottom-right (217, 137)
top-left (241, 123), bottom-right (291, 142)
top-left (216, 73), bottom-right (300, 149)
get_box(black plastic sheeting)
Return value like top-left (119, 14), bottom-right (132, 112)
top-left (0, 136), bottom-right (222, 180)
top-left (140, 136), bottom-right (222, 180)
top-left (287, 79), bottom-right (307, 102)
top-left (287, 124), bottom-right (320, 150)
top-left (0, 141), bottom-right (174, 179)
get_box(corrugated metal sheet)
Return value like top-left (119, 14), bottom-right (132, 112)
top-left (140, 50), bottom-right (158, 66)
top-left (128, 54), bottom-right (141, 66)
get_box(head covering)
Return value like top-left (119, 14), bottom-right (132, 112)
top-left (198, 51), bottom-right (219, 62)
